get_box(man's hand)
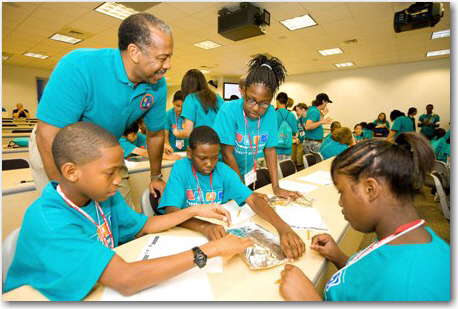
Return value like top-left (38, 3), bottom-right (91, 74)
top-left (279, 264), bottom-right (322, 301)
top-left (149, 178), bottom-right (166, 198)
top-left (202, 223), bottom-right (227, 241)
top-left (278, 226), bottom-right (306, 261)
top-left (310, 233), bottom-right (348, 269)
top-left (273, 187), bottom-right (302, 199)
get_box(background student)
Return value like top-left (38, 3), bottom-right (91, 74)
top-left (353, 124), bottom-right (364, 143)
top-left (213, 54), bottom-right (301, 199)
top-left (407, 107), bottom-right (417, 131)
top-left (387, 110), bottom-right (414, 141)
top-left (418, 104), bottom-right (440, 140)
top-left (279, 133), bottom-right (450, 301)
top-left (12, 103), bottom-right (30, 119)
top-left (159, 126), bottom-right (305, 260)
top-left (276, 92), bottom-right (298, 161)
top-left (319, 127), bottom-right (354, 160)
top-left (292, 103), bottom-right (308, 167)
top-left (303, 93), bottom-right (333, 154)
top-left (4, 122), bottom-right (253, 301)
top-left (165, 90), bottom-right (189, 152)
top-left (174, 69), bottom-right (225, 139)
top-left (373, 112), bottom-right (390, 137)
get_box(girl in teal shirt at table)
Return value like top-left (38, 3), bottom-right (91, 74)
top-left (174, 69), bottom-right (225, 139)
top-left (164, 90), bottom-right (189, 152)
top-left (387, 110), bottom-right (414, 141)
top-left (213, 54), bottom-right (301, 199)
top-left (353, 123), bottom-right (364, 143)
top-left (279, 132), bottom-right (450, 301)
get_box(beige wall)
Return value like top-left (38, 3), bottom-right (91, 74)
top-left (279, 58), bottom-right (450, 131)
top-left (2, 64), bottom-right (53, 118)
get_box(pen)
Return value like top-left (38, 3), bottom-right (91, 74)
top-left (20, 180), bottom-right (34, 183)
top-left (307, 230), bottom-right (310, 240)
top-left (237, 209), bottom-right (241, 217)
top-left (275, 279), bottom-right (281, 284)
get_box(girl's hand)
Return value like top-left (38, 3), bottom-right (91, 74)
top-left (279, 264), bottom-right (322, 301)
top-left (207, 234), bottom-right (254, 257)
top-left (310, 233), bottom-right (348, 269)
top-left (191, 203), bottom-right (232, 226)
top-left (273, 187), bottom-right (302, 200)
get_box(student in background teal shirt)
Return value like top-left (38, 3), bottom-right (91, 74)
top-left (279, 133), bottom-right (450, 301)
top-left (319, 127), bottom-right (353, 160)
top-left (303, 93), bottom-right (333, 154)
top-left (165, 90), bottom-right (189, 152)
top-left (159, 126), bottom-right (305, 260)
top-left (418, 104), bottom-right (440, 140)
top-left (387, 110), bottom-right (414, 141)
top-left (174, 69), bottom-right (224, 139)
top-left (353, 124), bottom-right (364, 143)
top-left (275, 92), bottom-right (298, 161)
top-left (214, 54), bottom-right (301, 199)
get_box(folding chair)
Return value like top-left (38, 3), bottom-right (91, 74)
top-left (310, 150), bottom-right (323, 163)
top-left (2, 158), bottom-right (30, 171)
top-left (2, 228), bottom-right (20, 287)
top-left (303, 154), bottom-right (316, 168)
top-left (11, 128), bottom-right (33, 133)
top-left (430, 172), bottom-right (450, 220)
top-left (279, 159), bottom-right (297, 178)
top-left (141, 188), bottom-right (162, 216)
top-left (254, 167), bottom-right (271, 189)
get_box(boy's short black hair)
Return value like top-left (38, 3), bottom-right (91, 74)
top-left (173, 90), bottom-right (184, 102)
top-left (276, 92), bottom-right (288, 104)
top-left (123, 121), bottom-right (139, 136)
top-left (52, 122), bottom-right (119, 172)
top-left (189, 126), bottom-right (220, 150)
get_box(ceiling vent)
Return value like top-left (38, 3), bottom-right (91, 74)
top-left (119, 2), bottom-right (161, 12)
top-left (58, 27), bottom-right (93, 40)
top-left (343, 38), bottom-right (358, 45)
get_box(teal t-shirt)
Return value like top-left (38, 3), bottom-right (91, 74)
top-left (435, 132), bottom-right (450, 162)
top-left (136, 133), bottom-right (146, 147)
top-left (297, 117), bottom-right (306, 142)
top-left (37, 48), bottom-right (167, 139)
top-left (4, 182), bottom-right (148, 301)
top-left (363, 128), bottom-right (373, 139)
top-left (213, 98), bottom-right (278, 178)
top-left (391, 116), bottom-right (414, 138)
top-left (373, 120), bottom-right (390, 129)
top-left (276, 108), bottom-right (298, 155)
top-left (158, 158), bottom-right (253, 213)
top-left (319, 136), bottom-right (348, 160)
top-left (181, 93), bottom-right (224, 128)
top-left (419, 113), bottom-right (440, 137)
top-left (354, 133), bottom-right (364, 142)
top-left (304, 106), bottom-right (323, 140)
top-left (165, 108), bottom-right (189, 152)
top-left (324, 227), bottom-right (450, 301)
top-left (119, 136), bottom-right (146, 158)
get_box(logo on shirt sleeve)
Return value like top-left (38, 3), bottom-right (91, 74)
top-left (140, 94), bottom-right (154, 110)
top-left (187, 189), bottom-right (195, 200)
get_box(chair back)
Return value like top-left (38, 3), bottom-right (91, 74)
top-left (11, 128), bottom-right (33, 133)
top-left (141, 188), bottom-right (162, 216)
top-left (303, 154), bottom-right (316, 167)
top-left (433, 161), bottom-right (450, 190)
top-left (2, 228), bottom-right (20, 287)
top-left (279, 159), bottom-right (297, 178)
top-left (2, 158), bottom-right (30, 171)
top-left (255, 167), bottom-right (271, 189)
top-left (430, 172), bottom-right (450, 220)
top-left (310, 150), bottom-right (324, 163)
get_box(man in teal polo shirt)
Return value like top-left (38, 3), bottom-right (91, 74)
top-left (29, 13), bottom-right (174, 208)
top-left (418, 104), bottom-right (440, 140)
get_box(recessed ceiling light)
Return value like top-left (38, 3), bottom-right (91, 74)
top-left (431, 29), bottom-right (450, 39)
top-left (426, 49), bottom-right (450, 57)
top-left (335, 62), bottom-right (354, 68)
top-left (280, 14), bottom-right (317, 31)
top-left (194, 40), bottom-right (222, 50)
top-left (50, 33), bottom-right (82, 44)
top-left (94, 2), bottom-right (138, 20)
top-left (23, 52), bottom-right (49, 59)
top-left (319, 48), bottom-right (343, 56)
top-left (200, 69), bottom-right (210, 74)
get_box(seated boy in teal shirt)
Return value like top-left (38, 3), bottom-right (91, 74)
top-left (158, 126), bottom-right (305, 260)
top-left (4, 122), bottom-right (253, 301)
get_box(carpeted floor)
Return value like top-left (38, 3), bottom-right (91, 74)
top-left (358, 185), bottom-right (450, 250)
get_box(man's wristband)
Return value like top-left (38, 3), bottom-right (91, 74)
top-left (150, 174), bottom-right (162, 181)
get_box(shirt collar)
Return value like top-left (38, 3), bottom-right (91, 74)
top-left (114, 48), bottom-right (134, 86)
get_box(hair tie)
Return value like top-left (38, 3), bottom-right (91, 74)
top-left (260, 63), bottom-right (272, 70)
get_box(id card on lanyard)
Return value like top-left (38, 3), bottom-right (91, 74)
top-left (243, 111), bottom-right (260, 188)
top-left (57, 185), bottom-right (114, 249)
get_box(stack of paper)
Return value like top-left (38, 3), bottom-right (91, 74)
top-left (275, 206), bottom-right (329, 231)
top-left (221, 200), bottom-right (256, 226)
top-left (279, 179), bottom-right (318, 194)
top-left (124, 159), bottom-right (138, 169)
top-left (298, 171), bottom-right (333, 186)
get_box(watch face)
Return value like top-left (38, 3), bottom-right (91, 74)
top-left (193, 248), bottom-right (207, 268)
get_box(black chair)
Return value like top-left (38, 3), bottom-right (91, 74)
top-left (374, 127), bottom-right (389, 137)
top-left (430, 171), bottom-right (450, 220)
top-left (2, 159), bottom-right (30, 171)
top-left (2, 123), bottom-right (17, 127)
top-left (310, 150), bottom-right (323, 163)
top-left (11, 128), bottom-right (33, 133)
top-left (303, 154), bottom-right (317, 168)
top-left (253, 167), bottom-right (271, 189)
top-left (279, 159), bottom-right (297, 178)
top-left (141, 189), bottom-right (162, 216)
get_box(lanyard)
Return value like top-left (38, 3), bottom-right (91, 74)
top-left (243, 111), bottom-right (260, 173)
top-left (57, 185), bottom-right (114, 249)
top-left (340, 219), bottom-right (425, 272)
top-left (175, 111), bottom-right (182, 131)
top-left (191, 165), bottom-right (214, 204)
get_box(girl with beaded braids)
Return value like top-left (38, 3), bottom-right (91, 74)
top-left (213, 54), bottom-right (303, 200)
top-left (278, 132), bottom-right (450, 301)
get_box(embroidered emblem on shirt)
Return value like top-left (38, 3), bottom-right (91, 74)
top-left (325, 269), bottom-right (343, 291)
top-left (140, 94), bottom-right (154, 110)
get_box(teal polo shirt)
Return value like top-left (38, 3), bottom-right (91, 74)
top-left (276, 108), bottom-right (298, 155)
top-left (304, 106), bottom-right (323, 140)
top-left (165, 108), bottom-right (189, 152)
top-left (181, 93), bottom-right (224, 128)
top-left (319, 136), bottom-right (348, 160)
top-left (419, 113), bottom-right (440, 137)
top-left (37, 48), bottom-right (167, 139)
top-left (391, 116), bottom-right (414, 138)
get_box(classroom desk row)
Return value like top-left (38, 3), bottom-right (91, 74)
top-left (2, 159), bottom-right (364, 301)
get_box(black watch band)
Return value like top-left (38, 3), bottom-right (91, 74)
top-left (192, 246), bottom-right (207, 268)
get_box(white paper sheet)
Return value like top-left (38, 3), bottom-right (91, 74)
top-left (221, 200), bottom-right (256, 226)
top-left (298, 170), bottom-right (333, 186)
top-left (279, 179), bottom-right (318, 194)
top-left (124, 159), bottom-right (138, 169)
top-left (275, 206), bottom-right (329, 231)
top-left (175, 151), bottom-right (187, 158)
top-left (101, 235), bottom-right (218, 301)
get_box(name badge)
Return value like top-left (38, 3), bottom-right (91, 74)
top-left (244, 169), bottom-right (257, 186)
top-left (299, 131), bottom-right (305, 137)
top-left (176, 140), bottom-right (184, 150)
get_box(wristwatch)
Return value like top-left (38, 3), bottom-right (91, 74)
top-left (150, 173), bottom-right (162, 181)
top-left (192, 246), bottom-right (207, 268)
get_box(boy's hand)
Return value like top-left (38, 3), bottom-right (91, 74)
top-left (210, 234), bottom-right (253, 257)
top-left (273, 187), bottom-right (302, 199)
top-left (321, 117), bottom-right (333, 125)
top-left (149, 178), bottom-right (166, 198)
top-left (310, 233), bottom-right (348, 269)
top-left (253, 192), bottom-right (269, 202)
top-left (279, 264), bottom-right (322, 301)
top-left (191, 204), bottom-right (232, 227)
top-left (202, 223), bottom-right (227, 240)
top-left (163, 143), bottom-right (174, 155)
top-left (278, 226), bottom-right (306, 261)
